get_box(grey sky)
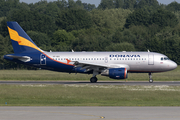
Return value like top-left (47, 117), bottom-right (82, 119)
top-left (20, 0), bottom-right (179, 6)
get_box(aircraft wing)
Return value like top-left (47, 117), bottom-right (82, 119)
top-left (73, 61), bottom-right (108, 72)
top-left (73, 61), bottom-right (130, 72)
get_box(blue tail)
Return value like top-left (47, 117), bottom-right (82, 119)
top-left (7, 22), bottom-right (42, 54)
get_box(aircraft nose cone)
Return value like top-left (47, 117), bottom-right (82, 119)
top-left (170, 61), bottom-right (177, 70)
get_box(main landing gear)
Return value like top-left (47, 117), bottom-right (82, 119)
top-left (90, 70), bottom-right (99, 83)
top-left (90, 77), bottom-right (98, 83)
top-left (149, 73), bottom-right (153, 83)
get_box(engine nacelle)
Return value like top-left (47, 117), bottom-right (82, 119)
top-left (101, 68), bottom-right (128, 79)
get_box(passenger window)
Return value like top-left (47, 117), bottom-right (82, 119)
top-left (161, 57), bottom-right (163, 60)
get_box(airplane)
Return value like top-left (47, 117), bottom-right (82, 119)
top-left (3, 22), bottom-right (178, 83)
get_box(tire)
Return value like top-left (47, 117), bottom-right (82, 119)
top-left (90, 77), bottom-right (97, 83)
top-left (149, 79), bottom-right (153, 83)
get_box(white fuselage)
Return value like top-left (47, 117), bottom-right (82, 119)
top-left (44, 51), bottom-right (177, 73)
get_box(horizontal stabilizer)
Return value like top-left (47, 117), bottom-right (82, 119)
top-left (6, 55), bottom-right (31, 62)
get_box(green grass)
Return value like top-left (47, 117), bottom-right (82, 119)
top-left (1, 84), bottom-right (180, 106)
top-left (0, 66), bottom-right (179, 81)
top-left (0, 67), bottom-right (179, 106)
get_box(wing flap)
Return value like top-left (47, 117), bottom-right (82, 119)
top-left (73, 61), bottom-right (108, 68)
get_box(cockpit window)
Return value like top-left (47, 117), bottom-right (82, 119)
top-left (161, 57), bottom-right (169, 60)
top-left (164, 57), bottom-right (169, 60)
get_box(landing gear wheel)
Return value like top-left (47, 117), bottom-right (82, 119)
top-left (90, 77), bottom-right (98, 83)
top-left (148, 73), bottom-right (153, 83)
top-left (149, 79), bottom-right (153, 83)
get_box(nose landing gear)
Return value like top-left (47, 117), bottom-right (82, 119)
top-left (149, 73), bottom-right (153, 83)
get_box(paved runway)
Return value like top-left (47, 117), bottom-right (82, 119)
top-left (1, 107), bottom-right (180, 120)
top-left (0, 81), bottom-right (180, 86)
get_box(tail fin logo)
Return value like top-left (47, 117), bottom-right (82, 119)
top-left (7, 26), bottom-right (42, 52)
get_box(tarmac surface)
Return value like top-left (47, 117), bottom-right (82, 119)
top-left (1, 107), bottom-right (180, 120)
top-left (1, 81), bottom-right (180, 86)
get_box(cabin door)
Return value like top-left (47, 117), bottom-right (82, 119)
top-left (148, 54), bottom-right (154, 65)
top-left (40, 54), bottom-right (46, 65)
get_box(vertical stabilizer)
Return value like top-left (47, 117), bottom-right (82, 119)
top-left (7, 22), bottom-right (42, 53)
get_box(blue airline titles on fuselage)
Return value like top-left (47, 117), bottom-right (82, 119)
top-left (110, 55), bottom-right (141, 57)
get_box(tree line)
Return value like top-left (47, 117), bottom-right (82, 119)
top-left (0, 0), bottom-right (180, 69)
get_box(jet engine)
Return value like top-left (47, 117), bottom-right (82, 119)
top-left (101, 68), bottom-right (128, 79)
